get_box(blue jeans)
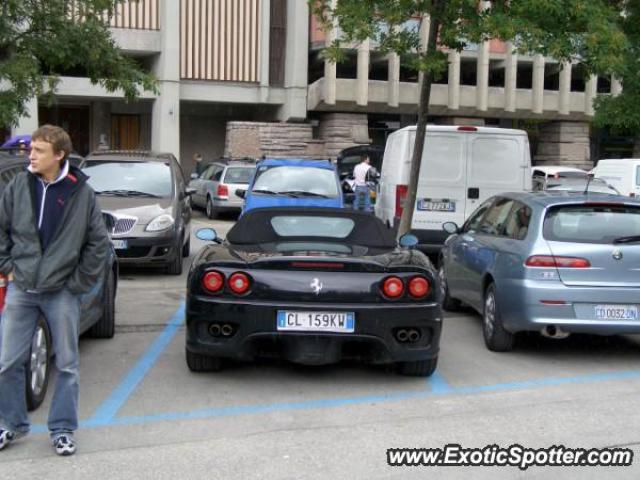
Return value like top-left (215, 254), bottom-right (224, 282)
top-left (354, 185), bottom-right (372, 212)
top-left (0, 283), bottom-right (80, 437)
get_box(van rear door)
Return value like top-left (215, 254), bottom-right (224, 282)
top-left (466, 133), bottom-right (529, 215)
top-left (411, 132), bottom-right (467, 232)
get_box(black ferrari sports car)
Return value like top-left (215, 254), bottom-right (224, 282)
top-left (185, 207), bottom-right (442, 376)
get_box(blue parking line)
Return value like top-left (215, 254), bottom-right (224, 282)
top-left (428, 371), bottom-right (454, 394)
top-left (84, 302), bottom-right (185, 427)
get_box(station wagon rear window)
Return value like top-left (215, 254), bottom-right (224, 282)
top-left (271, 216), bottom-right (355, 238)
top-left (544, 204), bottom-right (640, 244)
top-left (223, 167), bottom-right (254, 185)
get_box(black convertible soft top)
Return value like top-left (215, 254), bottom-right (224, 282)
top-left (227, 207), bottom-right (397, 248)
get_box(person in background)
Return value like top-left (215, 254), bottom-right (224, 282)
top-left (353, 156), bottom-right (372, 212)
top-left (193, 152), bottom-right (205, 176)
top-left (0, 125), bottom-right (110, 456)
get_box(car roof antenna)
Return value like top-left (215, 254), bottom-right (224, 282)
top-left (584, 173), bottom-right (594, 194)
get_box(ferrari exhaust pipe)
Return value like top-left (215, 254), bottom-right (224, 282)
top-left (209, 324), bottom-right (222, 337)
top-left (221, 324), bottom-right (234, 336)
top-left (396, 329), bottom-right (409, 342)
top-left (407, 329), bottom-right (420, 343)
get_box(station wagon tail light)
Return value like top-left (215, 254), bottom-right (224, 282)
top-left (408, 276), bottom-right (430, 299)
top-left (217, 184), bottom-right (228, 197)
top-left (228, 272), bottom-right (251, 295)
top-left (381, 276), bottom-right (404, 299)
top-left (395, 185), bottom-right (408, 219)
top-left (202, 270), bottom-right (225, 293)
top-left (525, 255), bottom-right (591, 268)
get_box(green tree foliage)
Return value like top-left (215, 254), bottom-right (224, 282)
top-left (312, 0), bottom-right (627, 235)
top-left (0, 0), bottom-right (157, 128)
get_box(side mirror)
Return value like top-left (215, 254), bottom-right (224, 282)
top-left (196, 228), bottom-right (221, 243)
top-left (236, 188), bottom-right (246, 199)
top-left (399, 233), bottom-right (419, 249)
top-left (190, 173), bottom-right (199, 180)
top-left (443, 222), bottom-right (460, 234)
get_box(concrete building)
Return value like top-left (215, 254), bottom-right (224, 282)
top-left (7, 2), bottom-right (634, 171)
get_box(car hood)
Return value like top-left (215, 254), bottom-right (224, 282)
top-left (98, 195), bottom-right (173, 224)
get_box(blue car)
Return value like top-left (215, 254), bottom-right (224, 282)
top-left (238, 158), bottom-right (344, 214)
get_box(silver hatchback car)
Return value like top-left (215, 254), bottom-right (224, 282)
top-left (439, 191), bottom-right (640, 351)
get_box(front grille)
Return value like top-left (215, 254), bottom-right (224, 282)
top-left (117, 246), bottom-right (152, 258)
top-left (114, 217), bottom-right (137, 235)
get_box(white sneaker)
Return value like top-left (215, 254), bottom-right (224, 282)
top-left (52, 434), bottom-right (76, 456)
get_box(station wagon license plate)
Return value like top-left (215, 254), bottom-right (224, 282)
top-left (417, 199), bottom-right (456, 212)
top-left (111, 239), bottom-right (128, 250)
top-left (277, 311), bottom-right (355, 333)
top-left (594, 304), bottom-right (638, 320)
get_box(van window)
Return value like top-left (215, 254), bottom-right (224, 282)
top-left (636, 166), bottom-right (640, 186)
top-left (410, 134), bottom-right (464, 182)
top-left (469, 137), bottom-right (521, 185)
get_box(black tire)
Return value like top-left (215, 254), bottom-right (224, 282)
top-left (26, 317), bottom-right (51, 411)
top-left (167, 245), bottom-right (183, 275)
top-left (87, 269), bottom-right (116, 338)
top-left (182, 237), bottom-right (191, 257)
top-left (438, 262), bottom-right (461, 312)
top-left (186, 349), bottom-right (222, 372)
top-left (206, 196), bottom-right (218, 219)
top-left (396, 356), bottom-right (438, 377)
top-left (483, 283), bottom-right (515, 352)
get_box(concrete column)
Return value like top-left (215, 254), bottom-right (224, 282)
top-left (448, 51), bottom-right (461, 110)
top-left (584, 74), bottom-right (598, 116)
top-left (476, 41), bottom-right (490, 111)
top-left (504, 42), bottom-right (518, 112)
top-left (259, 0), bottom-right (271, 102)
top-left (356, 39), bottom-right (370, 106)
top-left (532, 54), bottom-right (545, 114)
top-left (151, 0), bottom-right (180, 157)
top-left (535, 121), bottom-right (591, 169)
top-left (277, 0), bottom-right (308, 121)
top-left (387, 52), bottom-right (400, 107)
top-left (323, 0), bottom-right (337, 105)
top-left (12, 97), bottom-right (39, 135)
top-left (558, 63), bottom-right (572, 115)
top-left (611, 77), bottom-right (622, 96)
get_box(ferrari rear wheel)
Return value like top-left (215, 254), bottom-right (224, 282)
top-left (186, 349), bottom-right (222, 372)
top-left (396, 355), bottom-right (438, 377)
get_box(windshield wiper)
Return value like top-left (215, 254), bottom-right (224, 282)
top-left (251, 189), bottom-right (277, 195)
top-left (96, 189), bottom-right (161, 198)
top-left (613, 235), bottom-right (640, 244)
top-left (278, 190), bottom-right (330, 198)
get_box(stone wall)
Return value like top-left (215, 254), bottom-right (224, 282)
top-left (534, 121), bottom-right (592, 169)
top-left (318, 113), bottom-right (371, 160)
top-left (224, 121), bottom-right (325, 159)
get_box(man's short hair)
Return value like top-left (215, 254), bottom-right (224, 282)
top-left (31, 125), bottom-right (73, 160)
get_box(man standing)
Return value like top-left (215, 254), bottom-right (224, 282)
top-left (353, 156), bottom-right (372, 212)
top-left (0, 125), bottom-right (110, 456)
top-left (193, 152), bottom-right (205, 176)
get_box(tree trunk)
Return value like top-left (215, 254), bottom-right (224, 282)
top-left (397, 4), bottom-right (442, 238)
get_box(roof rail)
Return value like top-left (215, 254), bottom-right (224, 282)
top-left (87, 149), bottom-right (174, 159)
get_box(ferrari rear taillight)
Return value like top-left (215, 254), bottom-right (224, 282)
top-left (395, 185), bottom-right (408, 219)
top-left (408, 276), bottom-right (430, 298)
top-left (202, 271), bottom-right (225, 293)
top-left (217, 184), bottom-right (228, 197)
top-left (381, 276), bottom-right (404, 299)
top-left (525, 255), bottom-right (591, 268)
top-left (228, 272), bottom-right (251, 295)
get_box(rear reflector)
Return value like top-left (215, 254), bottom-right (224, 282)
top-left (0, 274), bottom-right (6, 314)
top-left (408, 276), bottom-right (430, 298)
top-left (290, 262), bottom-right (345, 269)
top-left (217, 184), bottom-right (228, 197)
top-left (382, 276), bottom-right (404, 299)
top-left (540, 300), bottom-right (569, 305)
top-left (228, 272), bottom-right (251, 295)
top-left (395, 184), bottom-right (408, 219)
top-left (525, 255), bottom-right (591, 268)
top-left (457, 126), bottom-right (478, 132)
top-left (202, 271), bottom-right (225, 293)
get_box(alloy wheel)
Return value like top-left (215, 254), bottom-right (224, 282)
top-left (30, 325), bottom-right (49, 396)
top-left (484, 291), bottom-right (496, 338)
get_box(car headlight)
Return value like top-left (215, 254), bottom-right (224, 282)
top-left (146, 214), bottom-right (175, 232)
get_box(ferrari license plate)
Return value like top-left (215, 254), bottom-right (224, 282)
top-left (277, 311), bottom-right (355, 333)
top-left (594, 305), bottom-right (638, 320)
top-left (111, 239), bottom-right (128, 250)
top-left (417, 199), bottom-right (456, 212)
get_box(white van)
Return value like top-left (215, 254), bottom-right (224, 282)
top-left (375, 125), bottom-right (531, 253)
top-left (592, 159), bottom-right (640, 197)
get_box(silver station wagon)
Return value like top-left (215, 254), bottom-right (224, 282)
top-left (439, 192), bottom-right (640, 351)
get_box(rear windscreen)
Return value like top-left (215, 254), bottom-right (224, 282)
top-left (223, 167), bottom-right (254, 185)
top-left (636, 166), bottom-right (640, 186)
top-left (544, 204), bottom-right (640, 243)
